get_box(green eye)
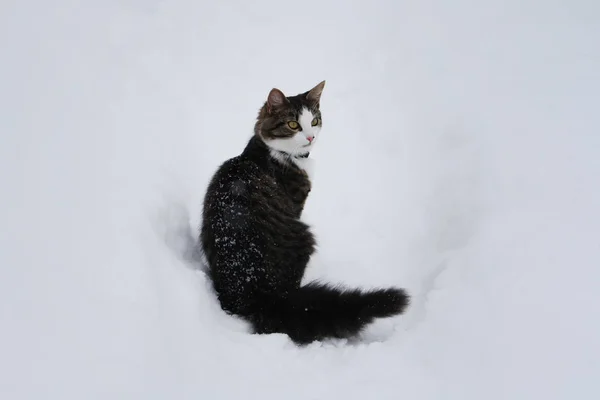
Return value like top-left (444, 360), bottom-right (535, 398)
top-left (311, 118), bottom-right (319, 126)
top-left (288, 121), bottom-right (299, 129)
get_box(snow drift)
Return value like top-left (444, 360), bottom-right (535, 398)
top-left (1, 0), bottom-right (599, 399)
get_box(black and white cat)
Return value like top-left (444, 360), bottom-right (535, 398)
top-left (200, 81), bottom-right (409, 344)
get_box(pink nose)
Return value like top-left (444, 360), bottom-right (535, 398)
top-left (307, 136), bottom-right (314, 143)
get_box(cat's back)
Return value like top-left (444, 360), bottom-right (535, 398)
top-left (204, 154), bottom-right (261, 215)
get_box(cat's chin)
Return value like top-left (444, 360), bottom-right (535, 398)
top-left (290, 146), bottom-right (312, 157)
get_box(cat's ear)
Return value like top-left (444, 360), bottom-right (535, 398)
top-left (306, 80), bottom-right (326, 106)
top-left (267, 88), bottom-right (288, 113)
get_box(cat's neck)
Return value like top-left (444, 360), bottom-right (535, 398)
top-left (269, 149), bottom-right (310, 164)
top-left (242, 135), bottom-right (271, 160)
top-left (243, 136), bottom-right (311, 173)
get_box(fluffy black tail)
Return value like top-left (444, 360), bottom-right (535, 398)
top-left (248, 282), bottom-right (409, 344)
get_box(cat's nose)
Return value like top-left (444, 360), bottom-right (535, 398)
top-left (306, 136), bottom-right (314, 143)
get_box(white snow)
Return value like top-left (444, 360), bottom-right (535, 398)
top-left (1, 0), bottom-right (599, 399)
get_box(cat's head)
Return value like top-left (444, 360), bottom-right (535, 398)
top-left (254, 81), bottom-right (325, 156)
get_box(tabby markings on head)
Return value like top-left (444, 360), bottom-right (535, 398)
top-left (253, 81), bottom-right (325, 173)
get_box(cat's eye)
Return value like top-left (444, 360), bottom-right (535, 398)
top-left (311, 118), bottom-right (319, 126)
top-left (288, 121), bottom-right (299, 129)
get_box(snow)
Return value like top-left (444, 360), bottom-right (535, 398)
top-left (1, 0), bottom-right (599, 399)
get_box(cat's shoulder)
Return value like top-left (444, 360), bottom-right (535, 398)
top-left (208, 153), bottom-right (265, 199)
top-left (214, 153), bottom-right (261, 179)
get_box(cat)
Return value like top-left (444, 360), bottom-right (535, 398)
top-left (200, 81), bottom-right (409, 344)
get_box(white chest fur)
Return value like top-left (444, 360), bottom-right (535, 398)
top-left (291, 156), bottom-right (314, 181)
top-left (269, 150), bottom-right (315, 182)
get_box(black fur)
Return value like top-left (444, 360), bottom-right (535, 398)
top-left (250, 282), bottom-right (409, 344)
top-left (200, 84), bottom-right (409, 344)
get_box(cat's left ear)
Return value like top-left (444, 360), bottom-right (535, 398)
top-left (306, 80), bottom-right (326, 107)
top-left (267, 88), bottom-right (289, 113)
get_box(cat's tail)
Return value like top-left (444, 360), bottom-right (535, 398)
top-left (247, 282), bottom-right (409, 344)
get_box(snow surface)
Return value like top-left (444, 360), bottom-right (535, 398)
top-left (1, 1), bottom-right (599, 399)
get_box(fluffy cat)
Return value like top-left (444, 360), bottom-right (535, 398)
top-left (200, 81), bottom-right (409, 344)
